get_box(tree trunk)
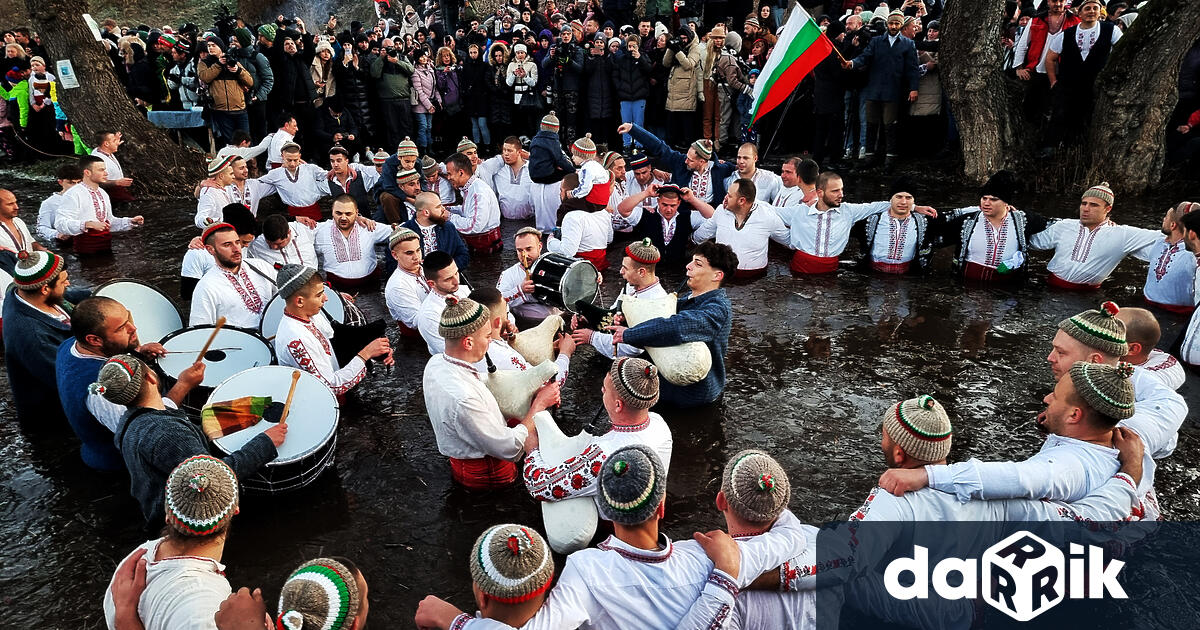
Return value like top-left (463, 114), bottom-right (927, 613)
top-left (1087, 0), bottom-right (1200, 194)
top-left (26, 0), bottom-right (205, 198)
top-left (939, 0), bottom-right (1030, 185)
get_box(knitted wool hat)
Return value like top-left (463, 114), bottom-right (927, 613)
top-left (721, 450), bottom-right (791, 524)
top-left (882, 395), bottom-right (953, 463)
top-left (601, 151), bottom-right (621, 169)
top-left (257, 23), bottom-right (277, 42)
top-left (396, 169), bottom-right (420, 185)
top-left (709, 25), bottom-right (727, 38)
top-left (610, 357), bottom-right (660, 409)
top-left (1069, 361), bottom-right (1135, 421)
top-left (1058, 301), bottom-right (1129, 357)
top-left (540, 111), bottom-right (560, 132)
top-left (277, 264), bottom-right (318, 299)
top-left (513, 42), bottom-right (528, 54)
top-left (439, 295), bottom-right (490, 339)
top-left (979, 170), bottom-right (1017, 203)
top-left (572, 134), bottom-right (596, 157)
top-left (206, 154), bottom-right (237, 176)
top-left (457, 137), bottom-right (478, 153)
top-left (627, 152), bottom-right (650, 170)
top-left (397, 136), bottom-right (419, 158)
top-left (745, 17), bottom-right (760, 28)
top-left (205, 34), bottom-right (225, 52)
top-left (372, 149), bottom-right (390, 165)
top-left (1082, 181), bottom-right (1115, 207)
top-left (888, 9), bottom-right (905, 18)
top-left (624, 237), bottom-right (661, 265)
top-left (389, 226), bottom-right (418, 249)
top-left (690, 139), bottom-right (713, 161)
top-left (12, 250), bottom-right (64, 290)
top-left (276, 558), bottom-right (361, 630)
top-left (164, 455), bottom-right (239, 537)
top-left (233, 27), bottom-right (253, 48)
top-left (281, 142), bottom-right (303, 155)
top-left (598, 444), bottom-right (666, 525)
top-left (420, 155), bottom-right (439, 176)
top-left (889, 175), bottom-right (919, 199)
top-left (468, 524), bottom-right (555, 603)
top-left (89, 354), bottom-right (146, 406)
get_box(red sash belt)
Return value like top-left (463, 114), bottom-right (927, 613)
top-left (449, 456), bottom-right (517, 489)
top-left (397, 321), bottom-right (421, 337)
top-left (1143, 297), bottom-right (1196, 315)
top-left (270, 162), bottom-right (283, 169)
top-left (577, 248), bottom-right (609, 271)
top-left (325, 268), bottom-right (381, 292)
top-left (963, 262), bottom-right (999, 283)
top-left (288, 203), bottom-right (322, 221)
top-left (871, 260), bottom-right (911, 274)
top-left (1047, 273), bottom-right (1101, 291)
top-left (104, 184), bottom-right (134, 203)
top-left (462, 227), bottom-right (502, 253)
top-left (73, 230), bottom-right (113, 254)
top-left (790, 250), bottom-right (839, 274)
top-left (733, 266), bottom-right (767, 280)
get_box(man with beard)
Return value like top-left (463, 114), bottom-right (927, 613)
top-left (313, 196), bottom-right (392, 292)
top-left (225, 156), bottom-right (270, 217)
top-left (497, 227), bottom-right (555, 328)
top-left (444, 152), bottom-right (503, 254)
top-left (1140, 201), bottom-right (1199, 314)
top-left (189, 223), bottom-right (278, 329)
top-left (56, 297), bottom-right (204, 471)
top-left (3, 250), bottom-right (76, 423)
top-left (402, 191), bottom-right (471, 270)
top-left (476, 136), bottom-right (535, 220)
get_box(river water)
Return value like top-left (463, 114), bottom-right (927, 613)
top-left (2, 170), bottom-right (1199, 628)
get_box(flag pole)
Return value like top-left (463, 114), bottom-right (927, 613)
top-left (760, 89), bottom-right (800, 162)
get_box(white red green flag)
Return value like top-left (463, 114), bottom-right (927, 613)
top-left (749, 7), bottom-right (834, 124)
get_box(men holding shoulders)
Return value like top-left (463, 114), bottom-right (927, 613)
top-left (478, 136), bottom-right (536, 220)
top-left (690, 177), bottom-right (790, 279)
top-left (189, 222), bottom-right (278, 329)
top-left (444, 152), bottom-right (503, 254)
top-left (773, 157), bottom-right (818, 208)
top-left (618, 183), bottom-right (701, 270)
top-left (936, 170), bottom-right (1050, 282)
top-left (723, 143), bottom-right (782, 206)
top-left (312, 196), bottom-right (391, 291)
top-left (612, 153), bottom-right (661, 234)
top-left (247, 213), bottom-right (318, 268)
top-left (258, 142), bottom-right (328, 221)
top-left (850, 176), bottom-right (938, 275)
top-left (225, 155), bottom-right (270, 217)
top-left (621, 122), bottom-right (737, 206)
top-left (326, 145), bottom-right (380, 213)
top-left (1141, 201), bottom-right (1199, 313)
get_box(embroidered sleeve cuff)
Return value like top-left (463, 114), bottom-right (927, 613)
top-left (1113, 472), bottom-right (1136, 489)
top-left (704, 569), bottom-right (739, 602)
top-left (450, 613), bottom-right (472, 630)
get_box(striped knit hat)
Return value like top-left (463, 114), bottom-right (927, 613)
top-left (206, 154), bottom-right (236, 176)
top-left (12, 250), bottom-right (64, 290)
top-left (457, 137), bottom-right (478, 153)
top-left (420, 155), bottom-right (439, 176)
top-left (624, 237), bottom-right (660, 265)
top-left (469, 524), bottom-right (555, 603)
top-left (1069, 361), bottom-right (1136, 422)
top-left (602, 151), bottom-right (622, 170)
top-left (90, 354), bottom-right (147, 405)
top-left (690, 139), bottom-right (713, 161)
top-left (627, 152), bottom-right (650, 169)
top-left (389, 227), bottom-right (418, 249)
top-left (721, 450), bottom-right (791, 524)
top-left (277, 264), bottom-right (318, 299)
top-left (164, 455), bottom-right (238, 537)
top-left (439, 295), bottom-right (490, 339)
top-left (280, 141), bottom-right (302, 155)
top-left (396, 169), bottom-right (420, 185)
top-left (609, 357), bottom-right (659, 409)
top-left (1082, 181), bottom-right (1115, 206)
top-left (397, 136), bottom-right (419, 158)
top-left (540, 111), bottom-right (560, 132)
top-left (572, 134), bottom-right (597, 157)
top-left (1058, 301), bottom-right (1129, 357)
top-left (276, 558), bottom-right (361, 630)
top-left (598, 444), bottom-right (665, 525)
top-left (881, 395), bottom-right (952, 463)
top-left (372, 149), bottom-right (390, 165)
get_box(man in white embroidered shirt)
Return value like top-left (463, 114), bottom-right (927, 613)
top-left (1141, 201), bottom-right (1198, 313)
top-left (690, 177), bottom-right (790, 279)
top-left (248, 214), bottom-right (319, 269)
top-left (313, 196), bottom-right (391, 292)
top-left (416, 250), bottom-right (471, 355)
top-left (1116, 307), bottom-right (1187, 391)
top-left (444, 152), bottom-right (503, 253)
top-left (723, 143), bottom-right (782, 207)
top-left (274, 264), bottom-right (392, 400)
top-left (385, 227), bottom-right (430, 337)
top-left (258, 142), bottom-right (329, 221)
top-left (422, 294), bottom-right (560, 489)
top-left (498, 227), bottom-right (556, 329)
top-left (189, 223), bottom-right (278, 329)
top-left (55, 155), bottom-right (144, 255)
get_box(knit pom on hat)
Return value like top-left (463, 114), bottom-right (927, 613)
top-left (690, 139), bottom-right (713, 161)
top-left (624, 237), bottom-right (661, 265)
top-left (598, 444), bottom-right (666, 525)
top-left (1082, 181), bottom-right (1115, 207)
top-left (420, 155), bottom-right (439, 175)
top-left (1058, 303), bottom-right (1129, 357)
top-left (164, 455), bottom-right (238, 537)
top-left (572, 133), bottom-right (597, 156)
top-left (372, 149), bottom-right (390, 165)
top-left (12, 249), bottom-right (64, 291)
top-left (469, 524), bottom-right (555, 603)
top-left (1068, 361), bottom-right (1136, 421)
top-left (609, 357), bottom-right (660, 409)
top-left (457, 137), bottom-right (478, 152)
top-left (92, 354), bottom-right (146, 406)
top-left (440, 295), bottom-right (491, 339)
top-left (206, 154), bottom-right (236, 176)
top-left (721, 450), bottom-right (791, 524)
top-left (881, 395), bottom-right (953, 463)
top-left (397, 136), bottom-right (419, 158)
top-left (540, 111), bottom-right (560, 132)
top-left (277, 558), bottom-right (361, 630)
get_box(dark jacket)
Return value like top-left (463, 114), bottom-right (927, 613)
top-left (334, 56), bottom-right (375, 136)
top-left (232, 45), bottom-right (274, 102)
top-left (628, 123), bottom-right (737, 204)
top-left (621, 288), bottom-right (732, 407)
top-left (850, 33), bottom-right (920, 102)
top-left (583, 53), bottom-right (618, 120)
top-left (460, 57), bottom-right (491, 117)
top-left (2, 286), bottom-right (72, 422)
top-left (611, 50), bottom-right (651, 102)
top-left (269, 48), bottom-right (318, 106)
top-left (369, 54), bottom-right (416, 101)
top-left (850, 211), bottom-right (935, 274)
top-left (313, 107), bottom-right (359, 146)
top-left (933, 207), bottom-right (1051, 278)
top-left (56, 339), bottom-right (123, 471)
top-left (376, 154), bottom-right (404, 201)
top-left (529, 129), bottom-right (576, 184)
top-left (633, 206), bottom-right (699, 270)
top-left (401, 218), bottom-right (471, 270)
top-left (542, 41), bottom-right (585, 92)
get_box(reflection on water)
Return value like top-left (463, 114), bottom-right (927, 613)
top-left (2, 173), bottom-right (1199, 626)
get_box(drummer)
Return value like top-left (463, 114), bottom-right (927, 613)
top-left (572, 238), bottom-right (666, 358)
top-left (93, 354), bottom-right (284, 525)
top-left (546, 171), bottom-right (615, 272)
top-left (312, 196), bottom-right (391, 292)
top-left (422, 295), bottom-right (560, 489)
top-left (180, 206), bottom-right (261, 302)
top-left (247, 214), bottom-right (319, 268)
top-left (274, 265), bottom-right (393, 400)
top-left (469, 288), bottom-right (572, 388)
top-left (416, 251), bottom-right (471, 355)
top-left (384, 228), bottom-right (429, 337)
top-left (609, 241), bottom-right (738, 407)
top-left (497, 227), bottom-right (558, 330)
top-left (194, 155), bottom-right (237, 229)
top-left (189, 222), bottom-right (278, 329)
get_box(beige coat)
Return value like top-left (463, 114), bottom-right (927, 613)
top-left (664, 39), bottom-right (703, 112)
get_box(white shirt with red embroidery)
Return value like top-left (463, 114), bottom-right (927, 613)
top-left (423, 353), bottom-right (528, 461)
top-left (37, 192), bottom-right (67, 242)
top-left (724, 168), bottom-right (783, 207)
top-left (275, 311), bottom-right (367, 396)
top-left (0, 217), bottom-right (35, 255)
top-left (448, 176), bottom-right (502, 236)
top-left (589, 281), bottom-right (668, 358)
top-left (522, 411), bottom-right (672, 502)
top-left (775, 201), bottom-right (889, 258)
top-left (478, 155), bottom-right (535, 220)
top-left (195, 185), bottom-right (234, 229)
top-left (773, 185), bottom-right (810, 208)
top-left (1136, 349), bottom-right (1186, 391)
top-left (1142, 238), bottom-right (1196, 308)
top-left (327, 163), bottom-right (381, 196)
top-left (188, 259), bottom-right (278, 329)
top-left (226, 178), bottom-right (270, 217)
top-left (54, 183), bottom-right (138, 236)
top-left (497, 261), bottom-right (555, 320)
top-left (691, 201), bottom-right (790, 270)
top-left (248, 222), bottom-right (318, 269)
top-left (313, 221), bottom-right (391, 279)
top-left (423, 173), bottom-right (457, 205)
top-left (962, 209), bottom-right (1020, 268)
top-left (102, 538), bottom-right (231, 630)
top-left (91, 149), bottom-right (125, 180)
top-left (385, 265), bottom-right (431, 328)
top-left (868, 212), bottom-right (920, 265)
top-left (474, 337), bottom-right (570, 387)
top-left (1028, 218), bottom-right (1160, 286)
top-left (258, 163), bottom-right (329, 208)
top-left (417, 285), bottom-right (472, 355)
top-left (730, 527), bottom-right (819, 630)
top-left (547, 209), bottom-right (614, 257)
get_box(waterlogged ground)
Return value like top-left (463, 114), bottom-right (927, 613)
top-left (1, 167), bottom-right (1199, 627)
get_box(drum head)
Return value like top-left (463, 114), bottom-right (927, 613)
top-left (95, 279), bottom-right (184, 345)
top-left (259, 288), bottom-right (346, 339)
top-left (559, 260), bottom-right (599, 313)
top-left (209, 366), bottom-right (339, 464)
top-left (159, 326), bottom-right (276, 387)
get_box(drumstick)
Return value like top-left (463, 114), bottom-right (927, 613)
top-left (279, 370), bottom-right (302, 426)
top-left (519, 251), bottom-right (532, 280)
top-left (196, 317), bottom-right (227, 363)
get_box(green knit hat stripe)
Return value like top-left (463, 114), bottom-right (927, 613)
top-left (1068, 316), bottom-right (1125, 344)
top-left (290, 564), bottom-right (352, 629)
top-left (896, 403), bottom-right (952, 440)
top-left (1076, 365), bottom-right (1135, 411)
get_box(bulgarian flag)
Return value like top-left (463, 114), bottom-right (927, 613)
top-left (749, 7), bottom-right (835, 124)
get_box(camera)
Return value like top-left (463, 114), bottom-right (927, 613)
top-left (667, 37), bottom-right (683, 52)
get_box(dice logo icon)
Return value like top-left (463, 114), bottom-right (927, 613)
top-left (982, 531), bottom-right (1065, 621)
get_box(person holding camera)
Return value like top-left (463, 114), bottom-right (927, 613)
top-left (542, 25), bottom-right (585, 143)
top-left (370, 37), bottom-right (417, 149)
top-left (197, 35), bottom-right (254, 147)
top-left (664, 27), bottom-right (702, 148)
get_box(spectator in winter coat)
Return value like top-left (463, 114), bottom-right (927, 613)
top-left (461, 43), bottom-right (492, 147)
top-left (267, 32), bottom-right (319, 154)
top-left (612, 35), bottom-right (651, 150)
top-left (229, 28), bottom-right (274, 141)
top-left (664, 28), bottom-right (702, 147)
top-left (487, 42), bottom-right (514, 140)
top-left (334, 40), bottom-right (375, 160)
top-left (370, 37), bottom-right (416, 149)
top-left (312, 97), bottom-right (360, 161)
top-left (584, 36), bottom-right (619, 148)
top-left (411, 48), bottom-right (442, 154)
top-left (310, 38), bottom-right (338, 107)
top-left (435, 47), bottom-right (466, 148)
top-left (197, 37), bottom-right (253, 146)
top-left (164, 42), bottom-right (200, 111)
top-left (506, 43), bottom-right (540, 135)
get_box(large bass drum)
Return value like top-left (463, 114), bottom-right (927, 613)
top-left (529, 253), bottom-right (599, 314)
top-left (259, 289), bottom-right (346, 340)
top-left (208, 366), bottom-right (339, 494)
top-left (95, 279), bottom-right (184, 346)
top-left (158, 326), bottom-right (276, 389)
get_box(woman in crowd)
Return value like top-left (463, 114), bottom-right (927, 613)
top-left (506, 42), bottom-right (539, 136)
top-left (335, 38), bottom-right (375, 160)
top-left (461, 43), bottom-right (492, 148)
top-left (411, 46), bottom-right (442, 156)
top-left (310, 38), bottom-right (337, 108)
top-left (486, 41), bottom-right (513, 142)
top-left (434, 45), bottom-right (465, 152)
